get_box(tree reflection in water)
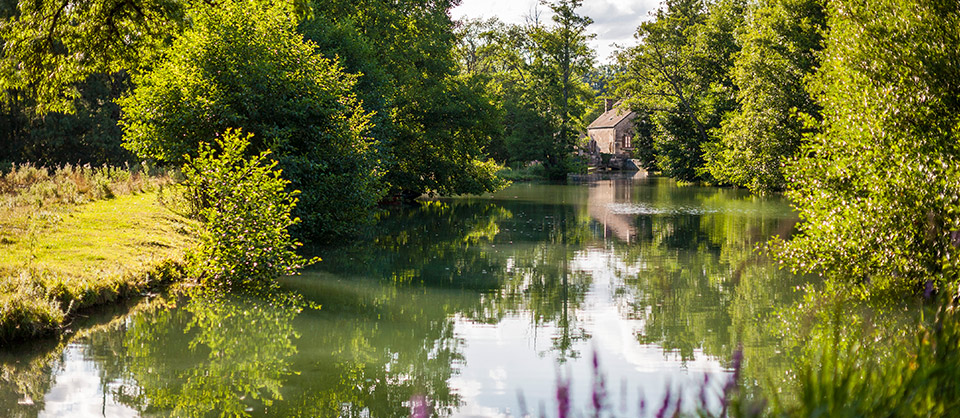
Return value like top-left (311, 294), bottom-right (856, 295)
top-left (2, 173), bottom-right (868, 417)
top-left (120, 289), bottom-right (303, 416)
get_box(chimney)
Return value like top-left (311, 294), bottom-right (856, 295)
top-left (605, 98), bottom-right (616, 112)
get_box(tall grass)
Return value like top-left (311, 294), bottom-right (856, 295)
top-left (0, 163), bottom-right (175, 240)
top-left (497, 163), bottom-right (548, 182)
top-left (0, 162), bottom-right (173, 206)
top-left (771, 300), bottom-right (960, 416)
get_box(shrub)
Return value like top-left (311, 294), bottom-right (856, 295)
top-left (119, 0), bottom-right (383, 241)
top-left (182, 129), bottom-right (311, 289)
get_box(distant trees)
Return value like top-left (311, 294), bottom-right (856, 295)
top-left (300, 0), bottom-right (506, 198)
top-left (454, 0), bottom-right (596, 179)
top-left (616, 0), bottom-right (745, 182)
top-left (704, 0), bottom-right (825, 193)
top-left (615, 0), bottom-right (823, 188)
top-left (530, 0), bottom-right (596, 178)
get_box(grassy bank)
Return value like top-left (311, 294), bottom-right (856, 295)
top-left (0, 164), bottom-right (194, 343)
top-left (497, 164), bottom-right (548, 182)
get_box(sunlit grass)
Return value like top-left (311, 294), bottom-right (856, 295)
top-left (0, 164), bottom-right (195, 343)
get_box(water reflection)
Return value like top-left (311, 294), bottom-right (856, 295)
top-left (1, 174), bottom-right (809, 416)
top-left (121, 291), bottom-right (301, 416)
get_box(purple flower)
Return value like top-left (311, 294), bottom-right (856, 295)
top-left (591, 351), bottom-right (607, 416)
top-left (557, 374), bottom-right (571, 418)
top-left (409, 394), bottom-right (430, 418)
top-left (721, 345), bottom-right (744, 416)
top-left (655, 385), bottom-right (673, 418)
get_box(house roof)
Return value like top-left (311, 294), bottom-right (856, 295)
top-left (587, 102), bottom-right (635, 130)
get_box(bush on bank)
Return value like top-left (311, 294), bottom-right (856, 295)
top-left (181, 129), bottom-right (311, 289)
top-left (775, 0), bottom-right (960, 293)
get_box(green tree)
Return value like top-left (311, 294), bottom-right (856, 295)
top-left (119, 0), bottom-right (382, 240)
top-left (703, 0), bottom-right (825, 193)
top-left (301, 0), bottom-right (506, 198)
top-left (453, 3), bottom-right (595, 178)
top-left (528, 0), bottom-right (595, 178)
top-left (777, 0), bottom-right (960, 291)
top-left (617, 0), bottom-right (745, 182)
top-left (0, 0), bottom-right (188, 114)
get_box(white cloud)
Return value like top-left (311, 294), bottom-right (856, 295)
top-left (451, 0), bottom-right (662, 63)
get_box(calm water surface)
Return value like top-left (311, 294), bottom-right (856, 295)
top-left (1, 173), bottom-right (806, 417)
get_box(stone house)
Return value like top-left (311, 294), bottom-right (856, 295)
top-left (586, 99), bottom-right (636, 157)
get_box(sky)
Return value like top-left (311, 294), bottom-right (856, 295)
top-left (450, 0), bottom-right (663, 63)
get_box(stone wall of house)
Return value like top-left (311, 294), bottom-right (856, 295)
top-left (588, 118), bottom-right (635, 156)
top-left (589, 127), bottom-right (618, 154)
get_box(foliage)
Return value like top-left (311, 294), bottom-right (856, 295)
top-left (629, 110), bottom-right (659, 170)
top-left (525, 0), bottom-right (596, 178)
top-left (454, 2), bottom-right (597, 178)
top-left (703, 0), bottom-right (825, 193)
top-left (385, 73), bottom-right (508, 196)
top-left (182, 129), bottom-right (310, 289)
top-left (0, 73), bottom-right (134, 166)
top-left (497, 164), bottom-right (547, 182)
top-left (775, 0), bottom-right (960, 290)
top-left (616, 0), bottom-right (745, 182)
top-left (766, 283), bottom-right (960, 417)
top-left (0, 0), bottom-right (188, 114)
top-left (301, 0), bottom-right (507, 198)
top-left (119, 0), bottom-right (382, 240)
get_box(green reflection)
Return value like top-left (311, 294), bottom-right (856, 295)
top-left (315, 185), bottom-right (599, 363)
top-left (276, 276), bottom-right (465, 417)
top-left (598, 178), bottom-right (805, 391)
top-left (2, 174), bottom-right (841, 417)
top-left (119, 290), bottom-right (302, 417)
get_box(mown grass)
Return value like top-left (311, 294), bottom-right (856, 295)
top-left (0, 164), bottom-right (195, 343)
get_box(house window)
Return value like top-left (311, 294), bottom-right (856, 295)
top-left (623, 135), bottom-right (632, 149)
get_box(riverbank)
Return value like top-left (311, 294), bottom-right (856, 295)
top-left (496, 164), bottom-right (547, 182)
top-left (0, 165), bottom-right (194, 343)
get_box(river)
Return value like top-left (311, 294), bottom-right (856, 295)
top-left (1, 172), bottom-right (810, 417)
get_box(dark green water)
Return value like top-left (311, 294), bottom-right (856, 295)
top-left (1, 173), bottom-right (807, 417)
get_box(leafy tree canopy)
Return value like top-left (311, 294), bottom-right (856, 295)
top-left (703, 0), bottom-right (825, 193)
top-left (119, 0), bottom-right (383, 240)
top-left (453, 1), bottom-right (596, 178)
top-left (776, 0), bottom-right (960, 291)
top-left (0, 0), bottom-right (190, 114)
top-left (616, 0), bottom-right (745, 182)
top-left (301, 0), bottom-right (507, 197)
